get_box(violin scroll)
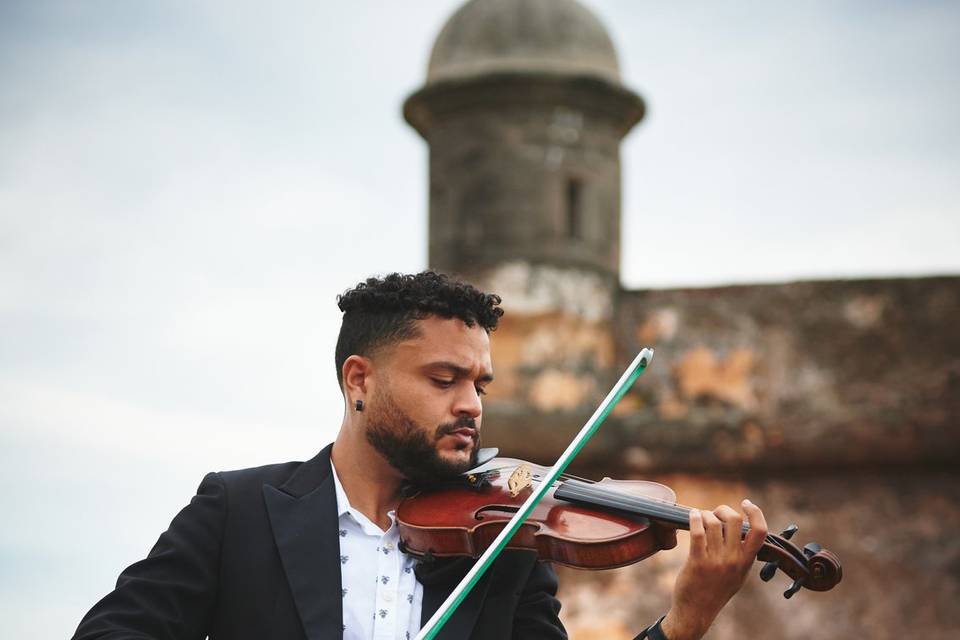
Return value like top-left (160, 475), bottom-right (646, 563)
top-left (756, 524), bottom-right (843, 598)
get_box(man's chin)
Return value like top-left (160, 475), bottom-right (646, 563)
top-left (436, 444), bottom-right (478, 471)
top-left (437, 448), bottom-right (471, 464)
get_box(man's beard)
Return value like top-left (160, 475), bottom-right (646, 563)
top-left (364, 388), bottom-right (479, 486)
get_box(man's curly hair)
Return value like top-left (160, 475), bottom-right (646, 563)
top-left (334, 271), bottom-right (503, 387)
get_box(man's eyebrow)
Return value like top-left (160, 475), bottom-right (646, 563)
top-left (426, 361), bottom-right (494, 383)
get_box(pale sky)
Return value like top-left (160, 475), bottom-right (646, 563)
top-left (1, 1), bottom-right (958, 636)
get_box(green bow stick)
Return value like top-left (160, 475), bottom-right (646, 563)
top-left (414, 348), bottom-right (655, 640)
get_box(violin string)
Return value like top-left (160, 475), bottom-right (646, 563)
top-left (556, 481), bottom-right (691, 526)
top-left (545, 472), bottom-right (742, 516)
top-left (482, 465), bottom-right (592, 485)
top-left (494, 464), bottom-right (760, 528)
top-left (504, 465), bottom-right (748, 531)
top-left (567, 483), bottom-right (764, 541)
top-left (581, 482), bottom-right (762, 540)
top-left (556, 480), bottom-right (763, 539)
top-left (508, 469), bottom-right (782, 548)
top-left (559, 480), bottom-right (691, 523)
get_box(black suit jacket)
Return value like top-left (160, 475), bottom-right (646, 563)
top-left (73, 445), bottom-right (568, 640)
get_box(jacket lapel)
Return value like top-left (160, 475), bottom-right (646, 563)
top-left (263, 444), bottom-right (343, 640)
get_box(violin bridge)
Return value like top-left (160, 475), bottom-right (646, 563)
top-left (507, 464), bottom-right (533, 497)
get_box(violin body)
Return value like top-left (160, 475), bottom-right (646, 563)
top-left (398, 458), bottom-right (679, 569)
top-left (398, 457), bottom-right (842, 598)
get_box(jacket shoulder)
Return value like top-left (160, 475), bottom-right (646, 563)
top-left (213, 461), bottom-right (303, 510)
top-left (217, 459), bottom-right (304, 488)
top-left (214, 444), bottom-right (333, 507)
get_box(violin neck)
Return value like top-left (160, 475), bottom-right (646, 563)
top-left (555, 479), bottom-right (690, 528)
top-left (554, 479), bottom-right (751, 535)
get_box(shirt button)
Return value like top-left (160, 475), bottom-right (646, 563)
top-left (382, 590), bottom-right (394, 602)
top-left (384, 542), bottom-right (395, 550)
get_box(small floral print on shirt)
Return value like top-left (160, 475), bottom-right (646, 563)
top-left (340, 555), bottom-right (349, 564)
top-left (379, 609), bottom-right (388, 619)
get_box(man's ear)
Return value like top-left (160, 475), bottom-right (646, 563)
top-left (342, 354), bottom-right (373, 403)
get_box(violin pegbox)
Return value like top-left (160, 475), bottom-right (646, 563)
top-left (757, 524), bottom-right (843, 598)
top-left (759, 524), bottom-right (798, 582)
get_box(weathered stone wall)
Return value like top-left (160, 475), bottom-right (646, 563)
top-left (479, 261), bottom-right (618, 411)
top-left (484, 276), bottom-right (960, 472)
top-left (613, 276), bottom-right (960, 472)
top-left (481, 275), bottom-right (960, 639)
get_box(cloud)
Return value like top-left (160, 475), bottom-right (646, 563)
top-left (606, 0), bottom-right (960, 287)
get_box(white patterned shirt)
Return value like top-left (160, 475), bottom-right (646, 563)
top-left (331, 461), bottom-right (424, 640)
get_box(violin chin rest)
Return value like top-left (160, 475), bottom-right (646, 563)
top-left (469, 448), bottom-right (500, 471)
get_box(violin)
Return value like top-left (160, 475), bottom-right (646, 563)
top-left (397, 457), bottom-right (842, 599)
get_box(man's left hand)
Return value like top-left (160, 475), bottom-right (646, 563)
top-left (659, 499), bottom-right (768, 640)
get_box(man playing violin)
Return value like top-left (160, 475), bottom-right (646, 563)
top-left (73, 271), bottom-right (769, 640)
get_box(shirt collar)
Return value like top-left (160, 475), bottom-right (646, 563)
top-left (330, 459), bottom-right (399, 535)
top-left (329, 458), bottom-right (351, 518)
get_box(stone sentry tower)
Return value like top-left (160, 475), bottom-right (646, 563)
top-left (404, 0), bottom-right (643, 420)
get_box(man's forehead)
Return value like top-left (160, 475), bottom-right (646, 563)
top-left (391, 316), bottom-right (490, 362)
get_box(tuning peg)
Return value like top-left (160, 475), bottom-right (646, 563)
top-left (803, 541), bottom-right (822, 556)
top-left (783, 577), bottom-right (805, 599)
top-left (759, 560), bottom-right (778, 582)
top-left (779, 524), bottom-right (799, 540)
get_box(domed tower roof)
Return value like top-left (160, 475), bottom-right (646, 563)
top-left (426, 0), bottom-right (622, 86)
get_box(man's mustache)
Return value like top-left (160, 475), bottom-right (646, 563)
top-left (435, 417), bottom-right (478, 438)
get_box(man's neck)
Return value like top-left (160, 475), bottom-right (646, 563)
top-left (331, 430), bottom-right (404, 531)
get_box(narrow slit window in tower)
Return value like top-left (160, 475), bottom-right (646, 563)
top-left (566, 178), bottom-right (582, 240)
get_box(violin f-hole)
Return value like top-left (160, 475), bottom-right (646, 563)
top-left (475, 505), bottom-right (520, 521)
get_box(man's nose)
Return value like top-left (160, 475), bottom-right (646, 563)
top-left (453, 384), bottom-right (483, 419)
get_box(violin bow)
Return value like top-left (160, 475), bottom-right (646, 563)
top-left (414, 348), bottom-right (655, 640)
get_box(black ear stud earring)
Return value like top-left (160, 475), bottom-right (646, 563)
top-left (355, 399), bottom-right (364, 412)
